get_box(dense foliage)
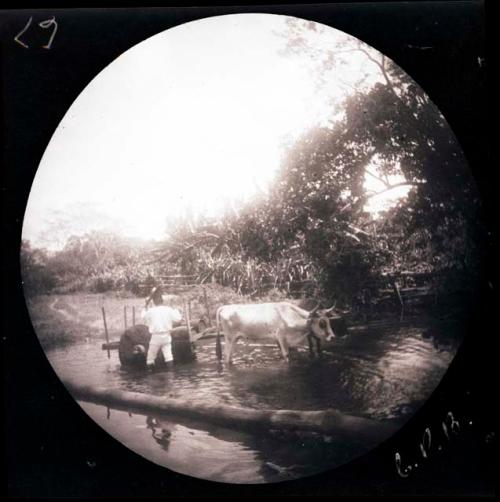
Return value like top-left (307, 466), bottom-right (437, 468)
top-left (21, 22), bottom-right (484, 312)
top-left (21, 232), bottom-right (165, 296)
top-left (147, 29), bottom-right (483, 307)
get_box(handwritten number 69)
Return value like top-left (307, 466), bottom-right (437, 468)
top-left (14, 16), bottom-right (58, 50)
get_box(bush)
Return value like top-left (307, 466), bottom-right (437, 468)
top-left (253, 287), bottom-right (289, 303)
top-left (93, 276), bottom-right (115, 293)
top-left (52, 276), bottom-right (93, 294)
top-left (125, 278), bottom-right (143, 296)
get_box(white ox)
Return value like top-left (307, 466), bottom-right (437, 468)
top-left (216, 302), bottom-right (336, 365)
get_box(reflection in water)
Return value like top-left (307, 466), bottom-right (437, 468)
top-left (146, 415), bottom-right (265, 483)
top-left (147, 416), bottom-right (173, 451)
top-left (48, 317), bottom-right (460, 483)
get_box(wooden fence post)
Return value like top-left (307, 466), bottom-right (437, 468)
top-left (393, 280), bottom-right (404, 321)
top-left (203, 287), bottom-right (212, 326)
top-left (124, 306), bottom-right (127, 330)
top-left (102, 307), bottom-right (110, 359)
top-left (132, 306), bottom-right (136, 326)
top-left (184, 301), bottom-right (192, 343)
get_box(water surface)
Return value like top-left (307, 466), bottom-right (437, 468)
top-left (47, 317), bottom-right (459, 482)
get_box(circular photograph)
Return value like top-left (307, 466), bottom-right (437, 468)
top-left (21, 13), bottom-right (482, 484)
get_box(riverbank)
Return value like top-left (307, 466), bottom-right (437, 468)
top-left (25, 292), bottom-right (150, 350)
top-left (25, 287), bottom-right (466, 351)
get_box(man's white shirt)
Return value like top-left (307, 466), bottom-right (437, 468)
top-left (141, 306), bottom-right (182, 334)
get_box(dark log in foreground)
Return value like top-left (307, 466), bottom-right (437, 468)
top-left (64, 379), bottom-right (399, 442)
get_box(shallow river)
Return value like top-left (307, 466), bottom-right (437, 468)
top-left (47, 317), bottom-right (459, 483)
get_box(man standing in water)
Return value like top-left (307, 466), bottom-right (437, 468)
top-left (142, 286), bottom-right (182, 370)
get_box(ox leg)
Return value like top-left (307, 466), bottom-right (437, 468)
top-left (224, 334), bottom-right (239, 366)
top-left (307, 334), bottom-right (314, 358)
top-left (275, 345), bottom-right (294, 361)
top-left (315, 336), bottom-right (322, 357)
top-left (275, 332), bottom-right (290, 363)
top-left (220, 320), bottom-right (234, 366)
top-left (224, 337), bottom-right (233, 365)
top-left (308, 333), bottom-right (322, 358)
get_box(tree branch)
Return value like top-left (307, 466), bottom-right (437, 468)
top-left (365, 168), bottom-right (390, 188)
top-left (354, 44), bottom-right (400, 99)
top-left (341, 181), bottom-right (423, 214)
top-left (365, 181), bottom-right (420, 200)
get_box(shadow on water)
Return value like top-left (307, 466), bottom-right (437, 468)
top-left (48, 315), bottom-right (461, 483)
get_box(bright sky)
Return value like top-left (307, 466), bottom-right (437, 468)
top-left (363, 157), bottom-right (412, 216)
top-left (23, 13), bottom-right (389, 250)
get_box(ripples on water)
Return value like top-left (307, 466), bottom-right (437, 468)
top-left (49, 320), bottom-right (456, 420)
top-left (46, 318), bottom-right (459, 483)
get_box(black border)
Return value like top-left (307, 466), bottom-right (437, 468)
top-left (2, 2), bottom-right (494, 497)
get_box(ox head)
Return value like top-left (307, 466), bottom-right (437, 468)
top-left (307, 304), bottom-right (336, 341)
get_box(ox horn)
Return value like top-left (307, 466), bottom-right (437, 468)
top-left (309, 303), bottom-right (320, 316)
top-left (324, 301), bottom-right (337, 314)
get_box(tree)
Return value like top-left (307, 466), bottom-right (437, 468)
top-left (20, 240), bottom-right (55, 295)
top-left (149, 20), bottom-right (483, 308)
top-left (272, 19), bottom-right (483, 302)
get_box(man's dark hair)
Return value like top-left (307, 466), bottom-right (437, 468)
top-left (152, 286), bottom-right (163, 306)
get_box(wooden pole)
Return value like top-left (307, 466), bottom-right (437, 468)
top-left (393, 280), bottom-right (404, 321)
top-left (101, 307), bottom-right (110, 359)
top-left (132, 306), bottom-right (136, 326)
top-left (215, 326), bottom-right (223, 361)
top-left (184, 301), bottom-right (192, 343)
top-left (203, 287), bottom-right (211, 326)
top-left (124, 306), bottom-right (127, 330)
